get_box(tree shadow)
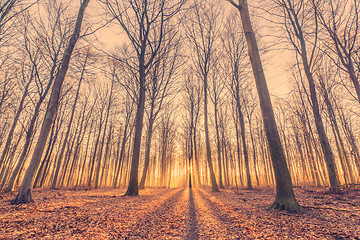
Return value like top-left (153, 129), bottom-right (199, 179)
top-left (186, 189), bottom-right (199, 240)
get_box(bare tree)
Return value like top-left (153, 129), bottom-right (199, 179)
top-left (226, 0), bottom-right (300, 211)
top-left (3, 2), bottom-right (74, 191)
top-left (316, 63), bottom-right (356, 184)
top-left (12, 0), bottom-right (91, 204)
top-left (112, 96), bottom-right (134, 188)
top-left (139, 31), bottom-right (181, 189)
top-left (186, 0), bottom-right (222, 192)
top-left (182, 71), bottom-right (203, 188)
top-left (209, 64), bottom-right (227, 189)
top-left (102, 0), bottom-right (185, 196)
top-left (314, 0), bottom-right (360, 103)
top-left (159, 111), bottom-right (176, 188)
top-left (275, 0), bottom-right (340, 193)
top-left (222, 12), bottom-right (253, 190)
top-left (50, 47), bottom-right (93, 189)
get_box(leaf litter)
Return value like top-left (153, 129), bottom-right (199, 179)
top-left (0, 186), bottom-right (359, 239)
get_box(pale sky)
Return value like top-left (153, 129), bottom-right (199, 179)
top-left (89, 0), bottom-right (292, 99)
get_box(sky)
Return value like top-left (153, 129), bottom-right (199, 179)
top-left (87, 0), bottom-right (293, 99)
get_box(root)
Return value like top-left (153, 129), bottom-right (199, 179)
top-left (11, 189), bottom-right (33, 205)
top-left (267, 201), bottom-right (301, 213)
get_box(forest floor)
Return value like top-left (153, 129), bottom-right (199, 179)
top-left (0, 186), bottom-right (359, 239)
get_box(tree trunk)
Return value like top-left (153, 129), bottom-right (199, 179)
top-left (125, 62), bottom-right (146, 196)
top-left (321, 82), bottom-right (355, 184)
top-left (236, 100), bottom-right (252, 189)
top-left (249, 121), bottom-right (259, 186)
top-left (228, 0), bottom-right (299, 211)
top-left (87, 112), bottom-right (105, 188)
top-left (235, 116), bottom-right (244, 187)
top-left (139, 116), bottom-right (154, 189)
top-left (214, 102), bottom-right (224, 189)
top-left (113, 124), bottom-right (129, 188)
top-left (204, 78), bottom-right (219, 192)
top-left (338, 106), bottom-right (360, 178)
top-left (94, 83), bottom-right (113, 189)
top-left (33, 118), bottom-right (57, 188)
top-left (5, 100), bottom-right (43, 192)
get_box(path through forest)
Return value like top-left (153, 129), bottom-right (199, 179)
top-left (0, 187), bottom-right (359, 239)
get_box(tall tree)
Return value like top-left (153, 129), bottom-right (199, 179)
top-left (314, 0), bottom-right (360, 103)
top-left (226, 0), bottom-right (300, 211)
top-left (186, 0), bottom-right (222, 192)
top-left (276, 0), bottom-right (340, 193)
top-left (12, 0), bottom-right (91, 204)
top-left (139, 32), bottom-right (181, 189)
top-left (50, 48), bottom-right (91, 189)
top-left (103, 0), bottom-right (185, 196)
top-left (222, 13), bottom-right (253, 190)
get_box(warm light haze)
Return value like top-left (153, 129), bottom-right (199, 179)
top-left (0, 0), bottom-right (359, 238)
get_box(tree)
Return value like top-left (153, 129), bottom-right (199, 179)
top-left (50, 47), bottom-right (92, 189)
top-left (103, 0), bottom-right (185, 196)
top-left (222, 13), bottom-right (253, 190)
top-left (139, 32), bottom-right (181, 189)
top-left (226, 0), bottom-right (300, 211)
top-left (209, 64), bottom-right (227, 189)
top-left (112, 96), bottom-right (134, 188)
top-left (186, 0), bottom-right (222, 192)
top-left (182, 72), bottom-right (203, 188)
top-left (12, 0), bottom-right (91, 204)
top-left (159, 112), bottom-right (176, 188)
top-left (314, 0), bottom-right (360, 103)
top-left (3, 2), bottom-right (74, 191)
top-left (275, 0), bottom-right (340, 193)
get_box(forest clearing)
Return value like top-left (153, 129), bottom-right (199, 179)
top-left (1, 187), bottom-right (359, 239)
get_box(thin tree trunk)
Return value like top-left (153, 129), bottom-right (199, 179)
top-left (94, 83), bottom-right (113, 189)
top-left (193, 129), bottom-right (201, 187)
top-left (214, 102), bottom-right (224, 189)
top-left (301, 53), bottom-right (340, 192)
top-left (320, 79), bottom-right (355, 184)
top-left (0, 128), bottom-right (24, 189)
top-left (338, 106), bottom-right (360, 178)
top-left (237, 103), bottom-right (252, 189)
top-left (139, 117), bottom-right (154, 189)
top-left (6, 100), bottom-right (44, 192)
top-left (204, 78), bottom-right (219, 192)
top-left (113, 124), bottom-right (129, 188)
top-left (87, 111), bottom-right (105, 188)
top-left (249, 121), bottom-right (259, 186)
top-left (33, 118), bottom-right (57, 188)
top-left (50, 55), bottom-right (86, 189)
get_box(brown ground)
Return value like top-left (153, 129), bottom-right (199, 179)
top-left (0, 186), bottom-right (359, 239)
